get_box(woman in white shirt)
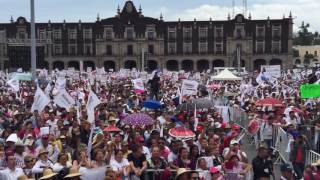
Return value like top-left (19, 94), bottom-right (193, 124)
top-left (196, 158), bottom-right (211, 180)
top-left (110, 149), bottom-right (130, 179)
top-left (53, 153), bottom-right (72, 173)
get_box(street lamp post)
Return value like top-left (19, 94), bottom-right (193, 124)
top-left (30, 0), bottom-right (37, 73)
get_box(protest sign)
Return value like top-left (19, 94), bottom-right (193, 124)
top-left (300, 84), bottom-right (320, 98)
top-left (261, 65), bottom-right (281, 78)
top-left (181, 80), bottom-right (198, 96)
top-left (13, 73), bottom-right (32, 81)
top-left (132, 78), bottom-right (145, 92)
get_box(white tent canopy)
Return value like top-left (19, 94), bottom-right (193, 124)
top-left (211, 69), bottom-right (242, 81)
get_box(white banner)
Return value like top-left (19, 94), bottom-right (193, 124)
top-left (181, 80), bottom-right (198, 96)
top-left (7, 78), bottom-right (19, 92)
top-left (132, 78), bottom-right (145, 91)
top-left (86, 90), bottom-right (101, 123)
top-left (261, 65), bottom-right (281, 78)
top-left (54, 89), bottom-right (75, 110)
top-left (31, 88), bottom-right (50, 112)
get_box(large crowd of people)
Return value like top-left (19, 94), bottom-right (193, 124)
top-left (0, 67), bottom-right (319, 180)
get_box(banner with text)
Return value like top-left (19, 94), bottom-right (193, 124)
top-left (261, 65), bottom-right (281, 78)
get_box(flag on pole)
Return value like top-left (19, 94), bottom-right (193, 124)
top-left (53, 89), bottom-right (75, 111)
top-left (87, 123), bottom-right (95, 159)
top-left (31, 88), bottom-right (50, 112)
top-left (86, 90), bottom-right (101, 123)
top-left (194, 105), bottom-right (198, 131)
top-left (7, 78), bottom-right (20, 92)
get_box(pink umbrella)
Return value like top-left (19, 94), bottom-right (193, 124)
top-left (256, 97), bottom-right (283, 107)
top-left (103, 125), bottom-right (121, 132)
top-left (169, 126), bottom-right (195, 139)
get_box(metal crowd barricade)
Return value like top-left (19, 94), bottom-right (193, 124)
top-left (224, 171), bottom-right (252, 180)
top-left (144, 169), bottom-right (177, 180)
top-left (274, 127), bottom-right (291, 163)
top-left (306, 150), bottom-right (320, 165)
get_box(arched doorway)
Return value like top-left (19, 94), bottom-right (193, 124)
top-left (295, 59), bottom-right (301, 64)
top-left (53, 61), bottom-right (65, 70)
top-left (166, 60), bottom-right (178, 71)
top-left (124, 60), bottom-right (136, 69)
top-left (83, 61), bottom-right (95, 71)
top-left (253, 59), bottom-right (266, 70)
top-left (269, 59), bottom-right (282, 66)
top-left (181, 60), bottom-right (194, 72)
top-left (68, 61), bottom-right (80, 70)
top-left (104, 61), bottom-right (116, 71)
top-left (212, 60), bottom-right (225, 68)
top-left (197, 60), bottom-right (209, 72)
top-left (241, 60), bottom-right (245, 67)
top-left (147, 60), bottom-right (158, 72)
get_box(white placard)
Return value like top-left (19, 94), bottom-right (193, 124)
top-left (40, 127), bottom-right (49, 136)
top-left (261, 65), bottom-right (281, 78)
top-left (132, 78), bottom-right (145, 91)
top-left (181, 80), bottom-right (199, 96)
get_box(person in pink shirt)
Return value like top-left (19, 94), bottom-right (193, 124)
top-left (158, 138), bottom-right (170, 160)
top-left (210, 166), bottom-right (224, 180)
top-left (223, 155), bottom-right (251, 180)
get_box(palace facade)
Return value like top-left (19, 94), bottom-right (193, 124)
top-left (0, 1), bottom-right (293, 72)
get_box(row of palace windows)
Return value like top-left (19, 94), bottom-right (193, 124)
top-left (13, 24), bottom-right (282, 41)
top-left (52, 42), bottom-right (283, 56)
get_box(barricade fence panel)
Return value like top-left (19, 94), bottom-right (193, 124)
top-left (306, 150), bottom-right (320, 165)
top-left (275, 127), bottom-right (290, 163)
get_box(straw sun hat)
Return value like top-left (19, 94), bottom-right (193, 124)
top-left (64, 166), bottom-right (82, 179)
top-left (39, 169), bottom-right (57, 180)
top-left (175, 168), bottom-right (197, 180)
top-left (17, 175), bottom-right (34, 180)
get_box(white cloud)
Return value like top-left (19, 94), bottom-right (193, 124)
top-left (160, 0), bottom-right (320, 32)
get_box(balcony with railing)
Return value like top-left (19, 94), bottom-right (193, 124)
top-left (7, 38), bottom-right (50, 45)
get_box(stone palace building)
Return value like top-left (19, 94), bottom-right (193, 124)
top-left (0, 0), bottom-right (293, 72)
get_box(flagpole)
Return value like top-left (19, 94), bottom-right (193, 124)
top-left (30, 0), bottom-right (37, 74)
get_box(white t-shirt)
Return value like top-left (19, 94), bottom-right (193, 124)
top-left (167, 152), bottom-right (178, 163)
top-left (142, 146), bottom-right (151, 160)
top-left (0, 167), bottom-right (24, 180)
top-left (284, 117), bottom-right (299, 126)
top-left (110, 158), bottom-right (129, 172)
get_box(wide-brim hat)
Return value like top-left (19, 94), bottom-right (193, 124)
top-left (175, 168), bottom-right (196, 180)
top-left (39, 169), bottom-right (57, 180)
top-left (38, 149), bottom-right (49, 157)
top-left (17, 175), bottom-right (34, 180)
top-left (64, 167), bottom-right (82, 178)
top-left (108, 116), bottom-right (118, 122)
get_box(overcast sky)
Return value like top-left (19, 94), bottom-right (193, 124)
top-left (0, 0), bottom-right (319, 32)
